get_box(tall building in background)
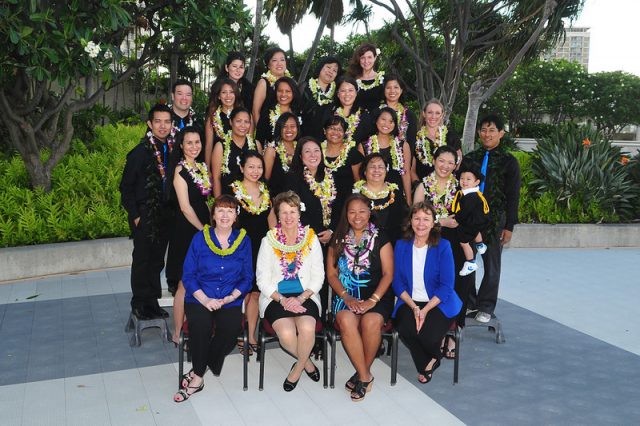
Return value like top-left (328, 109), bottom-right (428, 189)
top-left (542, 27), bottom-right (590, 69)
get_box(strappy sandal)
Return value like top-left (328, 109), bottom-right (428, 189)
top-left (180, 369), bottom-right (194, 389)
top-left (237, 341), bottom-right (253, 357)
top-left (173, 381), bottom-right (204, 403)
top-left (345, 372), bottom-right (359, 392)
top-left (249, 343), bottom-right (259, 354)
top-left (350, 377), bottom-right (374, 402)
top-left (418, 359), bottom-right (441, 384)
top-left (442, 335), bottom-right (456, 360)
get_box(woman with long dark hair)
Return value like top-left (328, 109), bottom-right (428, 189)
top-left (252, 47), bottom-right (291, 127)
top-left (256, 76), bottom-right (301, 148)
top-left (204, 78), bottom-right (242, 171)
top-left (300, 56), bottom-right (341, 140)
top-left (218, 51), bottom-right (254, 112)
top-left (264, 111), bottom-right (300, 197)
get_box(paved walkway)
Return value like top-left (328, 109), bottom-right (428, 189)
top-left (0, 248), bottom-right (639, 425)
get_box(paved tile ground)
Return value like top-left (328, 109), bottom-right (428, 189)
top-left (0, 248), bottom-right (638, 425)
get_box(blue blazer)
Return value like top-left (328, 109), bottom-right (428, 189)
top-left (391, 238), bottom-right (462, 319)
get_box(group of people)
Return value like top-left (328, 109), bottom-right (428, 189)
top-left (119, 42), bottom-right (521, 404)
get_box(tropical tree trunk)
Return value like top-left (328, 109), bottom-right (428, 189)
top-left (461, 81), bottom-right (484, 153)
top-left (248, 0), bottom-right (264, 82)
top-left (299, 0), bottom-right (332, 83)
top-left (288, 31), bottom-right (295, 75)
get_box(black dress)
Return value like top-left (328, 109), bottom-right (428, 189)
top-left (256, 106), bottom-right (301, 147)
top-left (300, 81), bottom-right (335, 140)
top-left (414, 127), bottom-right (461, 180)
top-left (356, 76), bottom-right (385, 113)
top-left (361, 137), bottom-right (408, 198)
top-left (233, 182), bottom-right (270, 292)
top-left (324, 107), bottom-right (372, 145)
top-left (210, 108), bottom-right (231, 144)
top-left (267, 142), bottom-right (294, 198)
top-left (257, 76), bottom-right (277, 120)
top-left (237, 77), bottom-right (254, 111)
top-left (357, 183), bottom-right (407, 244)
top-left (217, 137), bottom-right (256, 195)
top-left (166, 167), bottom-right (211, 290)
top-left (285, 171), bottom-right (336, 234)
top-left (324, 144), bottom-right (363, 226)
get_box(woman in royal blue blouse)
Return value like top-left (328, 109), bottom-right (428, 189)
top-left (392, 201), bottom-right (462, 384)
top-left (174, 194), bottom-right (253, 403)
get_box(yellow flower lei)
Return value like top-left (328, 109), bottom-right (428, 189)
top-left (415, 125), bottom-right (448, 167)
top-left (262, 70), bottom-right (292, 87)
top-left (352, 180), bottom-right (398, 211)
top-left (230, 181), bottom-right (271, 215)
top-left (274, 140), bottom-right (296, 172)
top-left (309, 78), bottom-right (336, 106)
top-left (269, 104), bottom-right (282, 134)
top-left (221, 131), bottom-right (256, 175)
top-left (322, 139), bottom-right (355, 172)
top-left (202, 225), bottom-right (246, 256)
top-left (357, 70), bottom-right (385, 91)
top-left (303, 166), bottom-right (336, 227)
top-left (364, 135), bottom-right (405, 175)
top-left (212, 106), bottom-right (231, 139)
top-left (421, 172), bottom-right (457, 219)
top-left (335, 107), bottom-right (361, 141)
top-left (267, 225), bottom-right (315, 268)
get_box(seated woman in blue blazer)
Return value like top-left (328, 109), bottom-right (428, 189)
top-left (392, 201), bottom-right (462, 383)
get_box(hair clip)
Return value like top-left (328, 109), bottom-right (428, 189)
top-left (299, 202), bottom-right (306, 212)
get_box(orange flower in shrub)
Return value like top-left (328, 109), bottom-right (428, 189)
top-left (582, 138), bottom-right (591, 147)
top-left (620, 156), bottom-right (629, 166)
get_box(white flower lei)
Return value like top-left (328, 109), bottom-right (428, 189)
top-left (273, 140), bottom-right (296, 172)
top-left (322, 139), bottom-right (355, 172)
top-left (335, 107), bottom-right (361, 142)
top-left (269, 104), bottom-right (283, 134)
top-left (211, 106), bottom-right (231, 140)
top-left (178, 160), bottom-right (212, 196)
top-left (231, 181), bottom-right (270, 215)
top-left (380, 103), bottom-right (409, 141)
top-left (421, 172), bottom-right (458, 220)
top-left (357, 70), bottom-right (385, 91)
top-left (363, 135), bottom-right (405, 175)
top-left (309, 78), bottom-right (336, 106)
top-left (415, 125), bottom-right (448, 167)
top-left (221, 130), bottom-right (256, 175)
top-left (342, 223), bottom-right (378, 275)
top-left (261, 69), bottom-right (292, 87)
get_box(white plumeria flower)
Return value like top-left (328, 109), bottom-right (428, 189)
top-left (375, 48), bottom-right (381, 56)
top-left (104, 50), bottom-right (112, 60)
top-left (230, 22), bottom-right (240, 32)
top-left (299, 202), bottom-right (306, 212)
top-left (84, 41), bottom-right (100, 59)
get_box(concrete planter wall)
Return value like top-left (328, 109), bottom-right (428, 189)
top-left (1, 224), bottom-right (639, 282)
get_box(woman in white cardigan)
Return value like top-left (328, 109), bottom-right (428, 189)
top-left (256, 191), bottom-right (325, 392)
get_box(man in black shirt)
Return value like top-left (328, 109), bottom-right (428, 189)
top-left (465, 114), bottom-right (521, 323)
top-left (120, 104), bottom-right (175, 319)
top-left (169, 79), bottom-right (202, 136)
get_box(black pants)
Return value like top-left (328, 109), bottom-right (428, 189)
top-left (185, 303), bottom-right (242, 377)
top-left (442, 228), bottom-right (475, 327)
top-left (130, 217), bottom-right (168, 309)
top-left (396, 303), bottom-right (453, 373)
top-left (468, 239), bottom-right (503, 315)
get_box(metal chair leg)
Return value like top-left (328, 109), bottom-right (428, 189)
top-left (391, 329), bottom-right (398, 386)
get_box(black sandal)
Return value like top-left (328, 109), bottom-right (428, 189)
top-left (237, 341), bottom-right (253, 357)
top-left (421, 359), bottom-right (441, 384)
top-left (442, 335), bottom-right (456, 360)
top-left (173, 381), bottom-right (204, 403)
top-left (345, 372), bottom-right (358, 392)
top-left (180, 369), bottom-right (194, 389)
top-left (350, 377), bottom-right (374, 402)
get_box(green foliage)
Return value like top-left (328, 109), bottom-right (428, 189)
top-left (528, 124), bottom-right (638, 222)
top-left (0, 124), bottom-right (145, 247)
top-left (586, 71), bottom-right (640, 135)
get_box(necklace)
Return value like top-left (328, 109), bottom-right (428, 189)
top-left (421, 172), bottom-right (458, 219)
top-left (342, 223), bottom-right (378, 275)
top-left (230, 181), bottom-right (270, 215)
top-left (335, 107), bottom-right (361, 142)
top-left (179, 160), bottom-right (212, 196)
top-left (357, 70), bottom-right (385, 91)
top-left (221, 130), bottom-right (256, 175)
top-left (202, 225), bottom-right (246, 256)
top-left (415, 125), bottom-right (448, 167)
top-left (167, 105), bottom-right (196, 146)
top-left (267, 224), bottom-right (315, 279)
top-left (322, 139), bottom-right (355, 172)
top-left (381, 103), bottom-right (409, 141)
top-left (269, 104), bottom-right (283, 134)
top-left (363, 135), bottom-right (405, 175)
top-left (273, 140), bottom-right (296, 172)
top-left (303, 166), bottom-right (336, 227)
top-left (146, 131), bottom-right (172, 180)
top-left (262, 70), bottom-right (292, 87)
top-left (211, 106), bottom-right (231, 140)
top-left (353, 180), bottom-right (398, 210)
top-left (309, 78), bottom-right (336, 106)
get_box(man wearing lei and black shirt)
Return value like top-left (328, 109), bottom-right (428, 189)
top-left (120, 104), bottom-right (175, 320)
top-left (169, 78), bottom-right (203, 138)
top-left (464, 114), bottom-right (520, 324)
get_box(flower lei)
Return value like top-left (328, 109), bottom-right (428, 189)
top-left (179, 160), bottom-right (212, 196)
top-left (221, 130), bottom-right (256, 175)
top-left (309, 78), bottom-right (336, 106)
top-left (146, 131), bottom-right (172, 180)
top-left (335, 107), bottom-right (361, 141)
top-left (167, 105), bottom-right (196, 146)
top-left (415, 125), bottom-right (448, 167)
top-left (322, 139), bottom-right (355, 172)
top-left (381, 103), bottom-right (409, 140)
top-left (261, 70), bottom-right (292, 87)
top-left (202, 225), bottom-right (246, 256)
top-left (342, 223), bottom-right (378, 275)
top-left (303, 166), bottom-right (336, 227)
top-left (421, 172), bottom-right (458, 219)
top-left (267, 224), bottom-right (315, 279)
top-left (269, 104), bottom-right (283, 134)
top-left (363, 135), bottom-right (405, 175)
top-left (273, 140), bottom-right (296, 172)
top-left (230, 181), bottom-right (270, 215)
top-left (352, 180), bottom-right (398, 211)
top-left (357, 70), bottom-right (385, 91)
top-left (211, 106), bottom-right (231, 139)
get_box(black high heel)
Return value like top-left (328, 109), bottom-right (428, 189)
top-left (283, 363), bottom-right (300, 392)
top-left (350, 377), bottom-right (374, 402)
top-left (421, 358), bottom-right (441, 384)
